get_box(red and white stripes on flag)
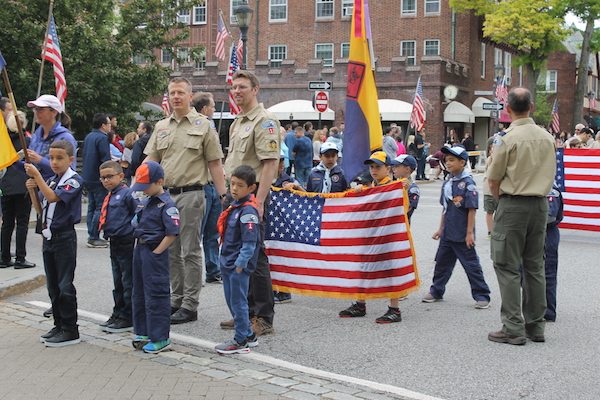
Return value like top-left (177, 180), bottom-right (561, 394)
top-left (265, 182), bottom-right (420, 299)
top-left (236, 34), bottom-right (244, 65)
top-left (409, 77), bottom-right (425, 132)
top-left (590, 96), bottom-right (597, 111)
top-left (551, 99), bottom-right (560, 134)
top-left (161, 92), bottom-right (170, 116)
top-left (495, 76), bottom-right (508, 104)
top-left (226, 45), bottom-right (242, 115)
top-left (215, 14), bottom-right (230, 61)
top-left (43, 15), bottom-right (67, 108)
top-left (556, 148), bottom-right (600, 232)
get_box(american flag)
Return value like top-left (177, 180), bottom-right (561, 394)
top-left (551, 99), bottom-right (560, 134)
top-left (43, 15), bottom-right (67, 108)
top-left (215, 14), bottom-right (230, 61)
top-left (161, 92), bottom-right (170, 116)
top-left (226, 45), bottom-right (242, 115)
top-left (265, 182), bottom-right (420, 299)
top-left (494, 76), bottom-right (508, 104)
top-left (555, 148), bottom-right (600, 232)
top-left (236, 34), bottom-right (244, 65)
top-left (409, 77), bottom-right (425, 132)
top-left (590, 95), bottom-right (597, 111)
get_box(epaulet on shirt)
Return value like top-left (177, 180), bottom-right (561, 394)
top-left (498, 131), bottom-right (507, 136)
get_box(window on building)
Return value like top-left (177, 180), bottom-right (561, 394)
top-left (161, 49), bottom-right (173, 63)
top-left (315, 43), bottom-right (334, 67)
top-left (537, 70), bottom-right (557, 92)
top-left (132, 53), bottom-right (147, 64)
top-left (342, 0), bottom-right (353, 17)
top-left (195, 53), bottom-right (206, 70)
top-left (270, 0), bottom-right (287, 22)
top-left (316, 0), bottom-right (334, 19)
top-left (269, 45), bottom-right (287, 68)
top-left (177, 8), bottom-right (190, 24)
top-left (193, 4), bottom-right (207, 24)
top-left (230, 0), bottom-right (244, 24)
top-left (424, 40), bottom-right (439, 55)
top-left (481, 43), bottom-right (486, 78)
top-left (401, 41), bottom-right (416, 65)
top-left (504, 52), bottom-right (512, 84)
top-left (178, 48), bottom-right (190, 64)
top-left (341, 42), bottom-right (350, 58)
top-left (494, 48), bottom-right (502, 66)
top-left (401, 0), bottom-right (416, 16)
top-left (424, 0), bottom-right (440, 14)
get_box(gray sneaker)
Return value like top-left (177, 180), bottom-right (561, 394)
top-left (475, 300), bottom-right (490, 309)
top-left (422, 293), bottom-right (442, 303)
top-left (87, 239), bottom-right (109, 248)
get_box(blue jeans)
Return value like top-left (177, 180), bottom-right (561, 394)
top-left (221, 266), bottom-right (252, 343)
top-left (202, 184), bottom-right (221, 279)
top-left (85, 182), bottom-right (108, 240)
top-left (295, 167), bottom-right (311, 187)
top-left (109, 235), bottom-right (134, 320)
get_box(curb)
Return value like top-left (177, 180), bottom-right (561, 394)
top-left (0, 269), bottom-right (46, 299)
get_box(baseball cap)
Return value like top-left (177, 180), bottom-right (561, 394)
top-left (27, 95), bottom-right (64, 114)
top-left (441, 144), bottom-right (469, 162)
top-left (364, 151), bottom-right (390, 165)
top-left (391, 154), bottom-right (417, 170)
top-left (280, 149), bottom-right (288, 159)
top-left (131, 161), bottom-right (164, 191)
top-left (320, 142), bottom-right (339, 154)
top-left (575, 123), bottom-right (585, 130)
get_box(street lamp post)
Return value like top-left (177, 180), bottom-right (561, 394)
top-left (493, 64), bottom-right (505, 135)
top-left (588, 91), bottom-right (595, 121)
top-left (235, 1), bottom-right (253, 70)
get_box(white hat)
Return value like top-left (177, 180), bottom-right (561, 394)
top-left (27, 95), bottom-right (63, 114)
top-left (320, 142), bottom-right (339, 154)
top-left (575, 123), bottom-right (585, 130)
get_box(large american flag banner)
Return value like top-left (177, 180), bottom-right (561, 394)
top-left (215, 14), bottom-right (229, 61)
top-left (266, 182), bottom-right (420, 299)
top-left (43, 15), bottom-right (67, 108)
top-left (555, 148), bottom-right (600, 232)
top-left (409, 77), bottom-right (425, 132)
top-left (226, 44), bottom-right (242, 115)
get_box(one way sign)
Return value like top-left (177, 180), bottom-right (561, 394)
top-left (308, 81), bottom-right (333, 90)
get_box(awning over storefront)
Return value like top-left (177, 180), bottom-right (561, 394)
top-left (499, 110), bottom-right (512, 123)
top-left (267, 100), bottom-right (335, 121)
top-left (378, 99), bottom-right (413, 121)
top-left (444, 101), bottom-right (475, 123)
top-left (471, 97), bottom-right (493, 118)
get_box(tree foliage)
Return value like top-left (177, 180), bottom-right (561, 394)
top-left (0, 0), bottom-right (205, 138)
top-left (532, 85), bottom-right (554, 128)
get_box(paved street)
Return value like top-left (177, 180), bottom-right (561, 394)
top-left (3, 173), bottom-right (600, 399)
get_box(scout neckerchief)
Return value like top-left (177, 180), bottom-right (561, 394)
top-left (370, 176), bottom-right (392, 187)
top-left (314, 161), bottom-right (337, 193)
top-left (217, 194), bottom-right (259, 243)
top-left (443, 168), bottom-right (471, 214)
top-left (41, 167), bottom-right (76, 240)
top-left (98, 183), bottom-right (125, 231)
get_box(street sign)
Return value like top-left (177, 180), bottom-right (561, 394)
top-left (314, 91), bottom-right (329, 113)
top-left (309, 81), bottom-right (333, 90)
top-left (474, 90), bottom-right (494, 96)
top-left (482, 103), bottom-right (505, 111)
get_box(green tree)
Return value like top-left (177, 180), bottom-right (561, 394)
top-left (0, 0), bottom-right (204, 138)
top-left (532, 85), bottom-right (553, 128)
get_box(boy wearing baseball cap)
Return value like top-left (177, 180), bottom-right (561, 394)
top-left (391, 154), bottom-right (420, 222)
top-left (130, 161), bottom-right (180, 353)
top-left (306, 142), bottom-right (348, 193)
top-left (422, 145), bottom-right (491, 309)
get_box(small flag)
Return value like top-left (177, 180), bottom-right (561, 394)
top-left (215, 14), bottom-right (230, 61)
top-left (43, 15), bottom-right (67, 108)
top-left (551, 99), bottom-right (560, 134)
top-left (590, 95), bottom-right (597, 111)
top-left (409, 76), bottom-right (425, 132)
top-left (226, 45), bottom-right (242, 115)
top-left (236, 34), bottom-right (244, 64)
top-left (494, 76), bottom-right (508, 104)
top-left (161, 92), bottom-right (170, 116)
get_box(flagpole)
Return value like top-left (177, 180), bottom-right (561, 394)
top-left (31, 0), bottom-right (55, 135)
top-left (1, 66), bottom-right (44, 215)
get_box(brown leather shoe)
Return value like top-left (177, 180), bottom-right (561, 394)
top-left (251, 317), bottom-right (274, 336)
top-left (219, 319), bottom-right (234, 330)
top-left (488, 330), bottom-right (526, 345)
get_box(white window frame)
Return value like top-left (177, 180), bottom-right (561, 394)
top-left (316, 0), bottom-right (334, 19)
top-left (504, 52), bottom-right (512, 84)
top-left (401, 0), bottom-right (416, 16)
top-left (538, 70), bottom-right (557, 93)
top-left (481, 43), bottom-right (486, 78)
top-left (342, 0), bottom-right (353, 18)
top-left (401, 41), bottom-right (416, 66)
top-left (161, 49), bottom-right (173, 64)
top-left (269, 0), bottom-right (287, 22)
top-left (193, 4), bottom-right (207, 25)
top-left (195, 53), bottom-right (206, 70)
top-left (424, 0), bottom-right (440, 14)
top-left (341, 42), bottom-right (350, 58)
top-left (424, 39), bottom-right (440, 56)
top-left (269, 45), bottom-right (287, 68)
top-left (177, 6), bottom-right (190, 24)
top-left (315, 43), bottom-right (334, 67)
top-left (494, 48), bottom-right (502, 67)
top-left (230, 0), bottom-right (244, 24)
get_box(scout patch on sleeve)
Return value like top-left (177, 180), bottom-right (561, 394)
top-left (210, 121), bottom-right (216, 130)
top-left (62, 178), bottom-right (80, 191)
top-left (261, 120), bottom-right (276, 129)
top-left (241, 214), bottom-right (258, 230)
top-left (268, 140), bottom-right (278, 151)
top-left (409, 186), bottom-right (420, 195)
top-left (166, 207), bottom-right (180, 221)
top-left (467, 184), bottom-right (477, 192)
top-left (492, 137), bottom-right (503, 146)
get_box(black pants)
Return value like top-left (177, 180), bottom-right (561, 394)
top-left (1, 193), bottom-right (32, 262)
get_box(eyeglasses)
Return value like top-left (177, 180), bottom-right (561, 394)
top-left (230, 85), bottom-right (251, 91)
top-left (99, 174), bottom-right (118, 181)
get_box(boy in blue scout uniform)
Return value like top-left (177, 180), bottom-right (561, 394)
top-left (307, 142), bottom-right (349, 193)
top-left (215, 165), bottom-right (261, 354)
top-left (422, 145), bottom-right (491, 309)
top-left (97, 160), bottom-right (138, 333)
top-left (130, 161), bottom-right (179, 354)
top-left (390, 154), bottom-right (420, 222)
top-left (24, 140), bottom-right (83, 347)
top-left (543, 184), bottom-right (563, 322)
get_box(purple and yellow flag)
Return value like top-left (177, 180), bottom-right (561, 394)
top-left (0, 53), bottom-right (19, 170)
top-left (342, 0), bottom-right (382, 180)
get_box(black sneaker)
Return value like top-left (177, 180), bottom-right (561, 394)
top-left (87, 239), bottom-right (109, 248)
top-left (375, 308), bottom-right (402, 324)
top-left (102, 317), bottom-right (133, 333)
top-left (206, 275), bottom-right (222, 283)
top-left (43, 307), bottom-right (53, 318)
top-left (99, 313), bottom-right (118, 328)
top-left (339, 303), bottom-right (366, 318)
top-left (40, 326), bottom-right (61, 342)
top-left (44, 329), bottom-right (80, 347)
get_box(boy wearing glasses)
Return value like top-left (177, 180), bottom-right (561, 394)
top-left (97, 160), bottom-right (138, 333)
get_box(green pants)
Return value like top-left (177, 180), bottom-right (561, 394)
top-left (490, 195), bottom-right (548, 337)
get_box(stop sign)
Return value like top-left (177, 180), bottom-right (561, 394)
top-left (314, 91), bottom-right (329, 113)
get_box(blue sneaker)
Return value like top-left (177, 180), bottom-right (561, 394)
top-left (142, 339), bottom-right (171, 354)
top-left (132, 335), bottom-right (150, 350)
top-left (275, 292), bottom-right (292, 304)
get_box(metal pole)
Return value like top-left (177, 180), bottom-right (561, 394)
top-left (240, 26), bottom-right (248, 70)
top-left (32, 0), bottom-right (55, 134)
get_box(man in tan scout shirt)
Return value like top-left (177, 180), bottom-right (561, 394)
top-left (144, 77), bottom-right (227, 324)
top-left (486, 87), bottom-right (556, 345)
top-left (222, 70), bottom-right (279, 336)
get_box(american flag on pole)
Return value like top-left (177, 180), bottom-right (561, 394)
top-left (265, 182), bottom-right (420, 299)
top-left (551, 99), bottom-right (560, 134)
top-left (161, 92), bottom-right (170, 116)
top-left (236, 34), bottom-right (244, 65)
top-left (494, 76), bottom-right (508, 104)
top-left (555, 148), bottom-right (600, 232)
top-left (409, 77), bottom-right (425, 132)
top-left (43, 15), bottom-right (67, 108)
top-left (215, 14), bottom-right (230, 61)
top-left (590, 95), bottom-right (597, 111)
top-left (226, 44), bottom-right (242, 115)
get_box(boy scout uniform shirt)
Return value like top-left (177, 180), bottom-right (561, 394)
top-left (133, 192), bottom-right (179, 244)
top-left (44, 172), bottom-right (83, 229)
top-left (439, 174), bottom-right (478, 242)
top-left (407, 181), bottom-right (420, 219)
top-left (144, 109), bottom-right (224, 188)
top-left (307, 165), bottom-right (348, 193)
top-left (487, 117), bottom-right (556, 197)
top-left (220, 195), bottom-right (261, 275)
top-left (102, 184), bottom-right (138, 238)
top-left (225, 103), bottom-right (280, 181)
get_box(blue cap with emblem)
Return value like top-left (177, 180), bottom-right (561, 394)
top-left (131, 161), bottom-right (164, 191)
top-left (441, 144), bottom-right (469, 162)
top-left (391, 154), bottom-right (417, 170)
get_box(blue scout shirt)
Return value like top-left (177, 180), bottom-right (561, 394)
top-left (132, 191), bottom-right (179, 244)
top-left (547, 185), bottom-right (564, 227)
top-left (43, 170), bottom-right (83, 230)
top-left (102, 183), bottom-right (138, 238)
top-left (307, 164), bottom-right (348, 193)
top-left (274, 171), bottom-right (296, 188)
top-left (407, 181), bottom-right (420, 221)
top-left (220, 194), bottom-right (261, 275)
top-left (439, 169), bottom-right (478, 242)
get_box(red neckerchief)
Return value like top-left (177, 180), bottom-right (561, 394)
top-left (217, 194), bottom-right (259, 242)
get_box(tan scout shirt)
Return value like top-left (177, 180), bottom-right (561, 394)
top-left (225, 103), bottom-right (280, 181)
top-left (487, 117), bottom-right (556, 197)
top-left (144, 109), bottom-right (224, 188)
